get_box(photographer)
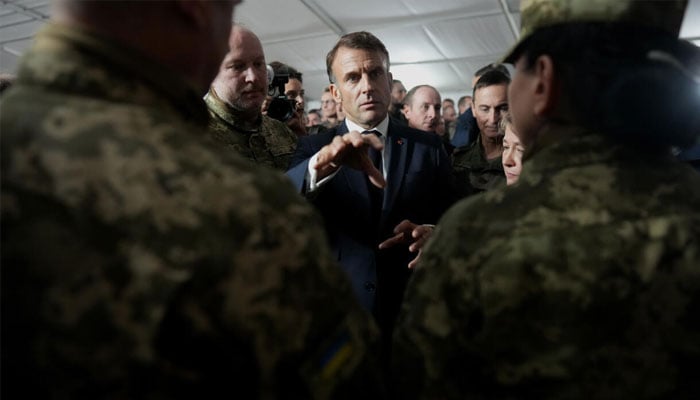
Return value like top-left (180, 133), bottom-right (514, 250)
top-left (264, 61), bottom-right (308, 138)
top-left (205, 25), bottom-right (297, 170)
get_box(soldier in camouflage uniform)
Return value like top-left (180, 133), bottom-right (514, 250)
top-left (205, 25), bottom-right (298, 171)
top-left (0, 1), bottom-right (385, 398)
top-left (451, 69), bottom-right (510, 198)
top-left (393, 0), bottom-right (700, 398)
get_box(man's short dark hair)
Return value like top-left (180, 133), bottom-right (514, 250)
top-left (473, 70), bottom-right (511, 100)
top-left (474, 63), bottom-right (509, 79)
top-left (326, 31), bottom-right (390, 83)
top-left (269, 61), bottom-right (303, 83)
top-left (457, 95), bottom-right (471, 108)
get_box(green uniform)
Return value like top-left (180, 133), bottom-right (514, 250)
top-left (452, 134), bottom-right (505, 197)
top-left (393, 123), bottom-right (700, 399)
top-left (205, 90), bottom-right (297, 170)
top-left (1, 24), bottom-right (385, 399)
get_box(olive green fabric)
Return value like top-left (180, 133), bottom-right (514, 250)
top-left (452, 134), bottom-right (506, 198)
top-left (205, 90), bottom-right (297, 171)
top-left (504, 0), bottom-right (687, 62)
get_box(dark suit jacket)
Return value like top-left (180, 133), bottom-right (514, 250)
top-left (287, 118), bottom-right (456, 332)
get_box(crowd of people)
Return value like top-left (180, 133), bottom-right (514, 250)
top-left (2, 0), bottom-right (699, 398)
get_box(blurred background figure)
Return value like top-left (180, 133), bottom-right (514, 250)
top-left (0, 72), bottom-right (14, 94)
top-left (389, 79), bottom-right (407, 123)
top-left (457, 95), bottom-right (471, 115)
top-left (499, 112), bottom-right (524, 185)
top-left (320, 86), bottom-right (339, 128)
top-left (441, 98), bottom-right (454, 112)
top-left (442, 103), bottom-right (457, 140)
top-left (307, 108), bottom-right (322, 127)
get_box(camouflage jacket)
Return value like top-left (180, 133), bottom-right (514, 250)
top-left (1, 24), bottom-right (385, 399)
top-left (393, 123), bottom-right (700, 399)
top-left (452, 133), bottom-right (505, 198)
top-left (204, 90), bottom-right (297, 170)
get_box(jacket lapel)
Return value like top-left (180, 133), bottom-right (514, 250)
top-left (382, 122), bottom-right (409, 222)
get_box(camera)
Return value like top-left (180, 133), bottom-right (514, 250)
top-left (266, 65), bottom-right (297, 122)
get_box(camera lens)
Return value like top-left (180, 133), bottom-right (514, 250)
top-left (267, 98), bottom-right (296, 122)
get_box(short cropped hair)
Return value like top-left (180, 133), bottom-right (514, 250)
top-left (269, 61), bottom-right (303, 83)
top-left (473, 70), bottom-right (511, 100)
top-left (403, 85), bottom-right (440, 108)
top-left (474, 63), bottom-right (510, 79)
top-left (326, 31), bottom-right (390, 84)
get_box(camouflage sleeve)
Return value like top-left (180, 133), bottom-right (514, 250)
top-left (154, 170), bottom-right (387, 399)
top-left (391, 201), bottom-right (486, 399)
top-left (393, 187), bottom-right (700, 399)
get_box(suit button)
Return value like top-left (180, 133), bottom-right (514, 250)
top-left (364, 282), bottom-right (376, 292)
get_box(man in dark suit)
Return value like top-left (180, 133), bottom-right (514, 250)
top-left (287, 31), bottom-right (455, 339)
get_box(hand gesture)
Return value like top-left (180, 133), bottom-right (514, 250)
top-left (313, 131), bottom-right (385, 188)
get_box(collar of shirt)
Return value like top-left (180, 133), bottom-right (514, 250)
top-left (345, 116), bottom-right (389, 139)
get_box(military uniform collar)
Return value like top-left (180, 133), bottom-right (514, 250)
top-left (204, 89), bottom-right (263, 134)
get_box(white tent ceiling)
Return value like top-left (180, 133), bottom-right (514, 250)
top-left (2, 0), bottom-right (700, 108)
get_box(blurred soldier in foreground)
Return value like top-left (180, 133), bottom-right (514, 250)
top-left (205, 25), bottom-right (298, 170)
top-left (393, 0), bottom-right (700, 398)
top-left (0, 0), bottom-right (385, 398)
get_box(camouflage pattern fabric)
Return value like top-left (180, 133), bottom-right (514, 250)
top-left (504, 0), bottom-right (687, 62)
top-left (452, 134), bottom-right (505, 198)
top-left (204, 90), bottom-right (298, 170)
top-left (393, 122), bottom-right (700, 399)
top-left (1, 24), bottom-right (385, 399)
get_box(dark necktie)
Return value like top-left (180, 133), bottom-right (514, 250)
top-left (364, 130), bottom-right (383, 172)
top-left (364, 130), bottom-right (384, 226)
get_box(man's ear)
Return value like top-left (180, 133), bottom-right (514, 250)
top-left (402, 103), bottom-right (410, 116)
top-left (329, 84), bottom-right (342, 103)
top-left (532, 55), bottom-right (558, 117)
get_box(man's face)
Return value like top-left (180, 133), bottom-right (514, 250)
top-left (443, 105), bottom-right (457, 122)
top-left (211, 27), bottom-right (267, 113)
top-left (391, 82), bottom-right (407, 104)
top-left (404, 87), bottom-right (441, 133)
top-left (285, 78), bottom-right (305, 112)
top-left (320, 92), bottom-right (336, 119)
top-left (330, 47), bottom-right (391, 129)
top-left (307, 112), bottom-right (321, 127)
top-left (459, 97), bottom-right (472, 114)
top-left (473, 83), bottom-right (509, 139)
